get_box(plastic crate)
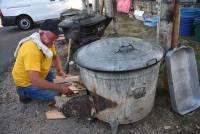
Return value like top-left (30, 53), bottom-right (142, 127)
top-left (144, 16), bottom-right (158, 27)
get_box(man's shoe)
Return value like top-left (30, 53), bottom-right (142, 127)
top-left (16, 88), bottom-right (32, 104)
top-left (19, 95), bottom-right (32, 104)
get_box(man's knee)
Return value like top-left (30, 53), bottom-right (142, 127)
top-left (17, 86), bottom-right (59, 101)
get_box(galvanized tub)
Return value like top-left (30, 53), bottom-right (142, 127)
top-left (165, 46), bottom-right (200, 115)
top-left (75, 37), bottom-right (163, 125)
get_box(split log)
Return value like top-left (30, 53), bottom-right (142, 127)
top-left (46, 110), bottom-right (66, 120)
top-left (53, 75), bottom-right (80, 84)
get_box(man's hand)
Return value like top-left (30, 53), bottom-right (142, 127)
top-left (28, 70), bottom-right (71, 94)
top-left (58, 84), bottom-right (73, 94)
top-left (57, 69), bottom-right (66, 78)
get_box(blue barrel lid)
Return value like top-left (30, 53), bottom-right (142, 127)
top-left (181, 8), bottom-right (200, 18)
top-left (75, 37), bottom-right (164, 72)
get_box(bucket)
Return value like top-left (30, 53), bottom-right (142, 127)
top-left (180, 8), bottom-right (200, 36)
top-left (144, 16), bottom-right (158, 27)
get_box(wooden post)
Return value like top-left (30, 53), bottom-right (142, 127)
top-left (171, 1), bottom-right (180, 48)
top-left (104, 0), bottom-right (118, 34)
top-left (66, 39), bottom-right (72, 73)
top-left (157, 0), bottom-right (175, 50)
top-left (157, 0), bottom-right (180, 91)
top-left (85, 0), bottom-right (90, 14)
top-left (100, 0), bottom-right (104, 15)
top-left (112, 0), bottom-right (118, 34)
top-left (93, 0), bottom-right (100, 14)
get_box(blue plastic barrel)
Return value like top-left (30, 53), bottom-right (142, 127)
top-left (180, 8), bottom-right (200, 36)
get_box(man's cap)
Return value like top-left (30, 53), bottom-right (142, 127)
top-left (40, 19), bottom-right (60, 36)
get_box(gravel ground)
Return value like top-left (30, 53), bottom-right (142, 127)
top-left (1, 70), bottom-right (200, 134)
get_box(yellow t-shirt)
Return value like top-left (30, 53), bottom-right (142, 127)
top-left (12, 40), bottom-right (56, 87)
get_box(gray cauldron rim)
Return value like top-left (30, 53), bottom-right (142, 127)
top-left (75, 37), bottom-right (164, 72)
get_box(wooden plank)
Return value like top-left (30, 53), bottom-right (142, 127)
top-left (57, 35), bottom-right (65, 41)
top-left (53, 76), bottom-right (80, 84)
top-left (46, 110), bottom-right (66, 120)
top-left (55, 75), bottom-right (72, 80)
top-left (68, 84), bottom-right (86, 94)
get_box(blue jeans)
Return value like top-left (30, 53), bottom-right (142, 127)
top-left (17, 72), bottom-right (59, 101)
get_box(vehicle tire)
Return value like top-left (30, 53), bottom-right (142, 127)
top-left (17, 15), bottom-right (33, 30)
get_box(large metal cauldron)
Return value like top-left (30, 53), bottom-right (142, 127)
top-left (59, 13), bottom-right (112, 46)
top-left (75, 37), bottom-right (163, 126)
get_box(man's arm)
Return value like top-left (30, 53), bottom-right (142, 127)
top-left (28, 70), bottom-right (69, 94)
top-left (53, 55), bottom-right (66, 77)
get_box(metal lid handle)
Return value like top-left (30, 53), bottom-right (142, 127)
top-left (116, 43), bottom-right (136, 53)
top-left (146, 58), bottom-right (158, 67)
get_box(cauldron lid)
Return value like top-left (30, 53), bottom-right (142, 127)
top-left (75, 37), bottom-right (164, 72)
top-left (59, 14), bottom-right (106, 28)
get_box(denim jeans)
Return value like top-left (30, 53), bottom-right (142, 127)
top-left (17, 72), bottom-right (59, 101)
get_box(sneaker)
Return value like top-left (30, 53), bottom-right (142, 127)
top-left (19, 95), bottom-right (32, 104)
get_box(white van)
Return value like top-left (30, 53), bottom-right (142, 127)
top-left (0, 0), bottom-right (86, 30)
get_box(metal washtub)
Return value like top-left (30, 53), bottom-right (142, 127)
top-left (75, 37), bottom-right (164, 132)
